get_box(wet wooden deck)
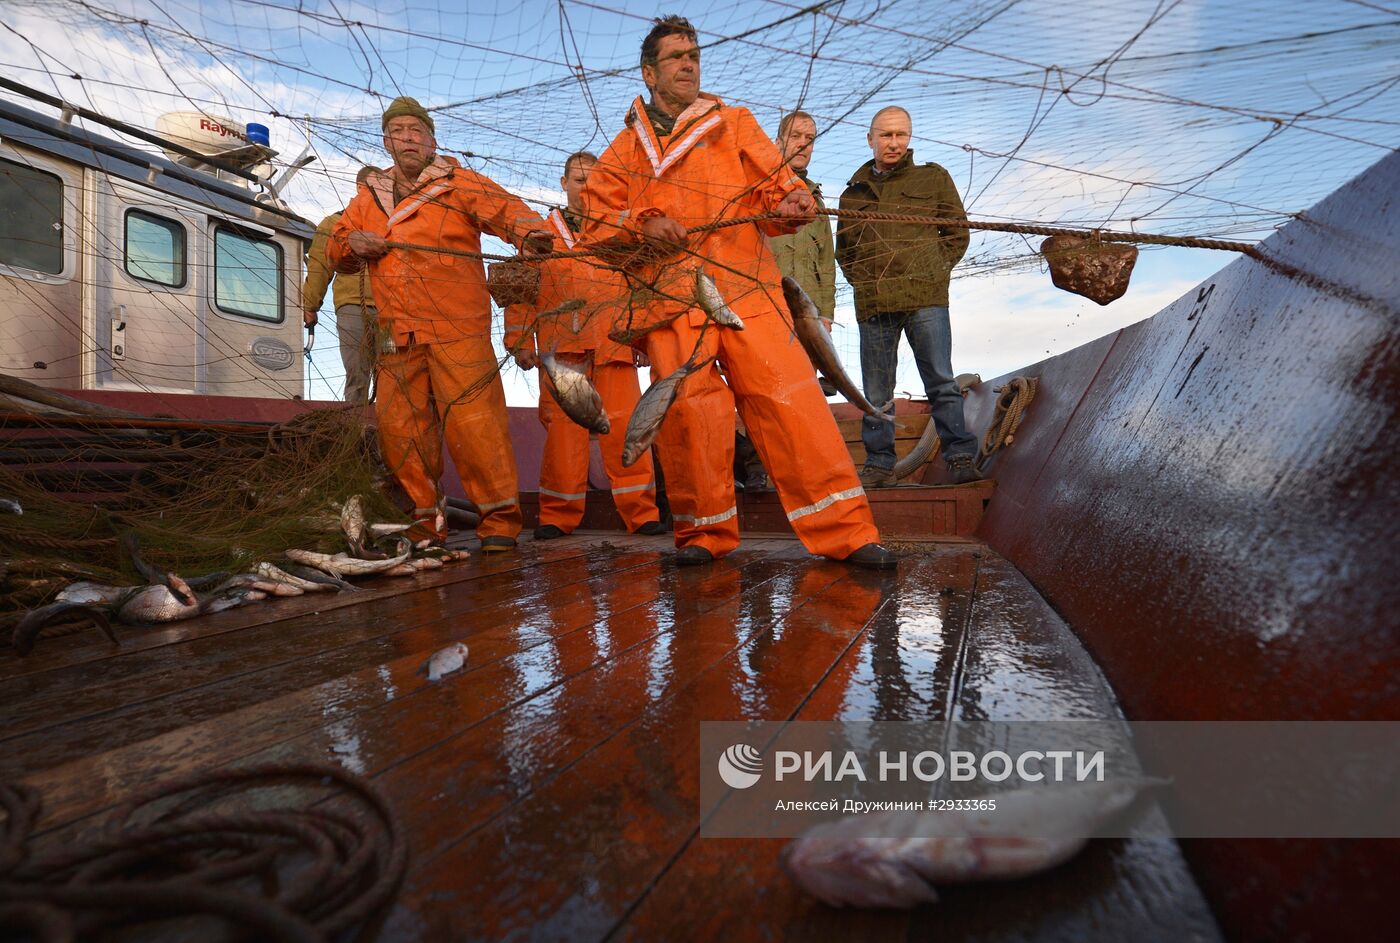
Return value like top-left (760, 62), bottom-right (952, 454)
top-left (1, 534), bottom-right (1221, 941)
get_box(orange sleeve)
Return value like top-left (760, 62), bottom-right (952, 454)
top-left (503, 301), bottom-right (536, 354)
top-left (457, 170), bottom-right (548, 250)
top-left (732, 108), bottom-right (806, 237)
top-left (327, 189), bottom-right (372, 274)
top-left (578, 137), bottom-right (660, 248)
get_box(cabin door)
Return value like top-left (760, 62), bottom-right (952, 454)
top-left (94, 178), bottom-right (206, 393)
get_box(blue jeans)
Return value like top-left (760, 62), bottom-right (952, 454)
top-left (858, 305), bottom-right (977, 469)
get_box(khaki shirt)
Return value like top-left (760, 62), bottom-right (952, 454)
top-left (769, 174), bottom-right (836, 321)
top-left (303, 212), bottom-right (371, 312)
top-left (836, 150), bottom-right (969, 317)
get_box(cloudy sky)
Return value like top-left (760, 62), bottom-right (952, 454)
top-left (3, 0), bottom-right (1396, 403)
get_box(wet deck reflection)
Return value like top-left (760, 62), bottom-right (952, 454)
top-left (1, 533), bottom-right (1219, 941)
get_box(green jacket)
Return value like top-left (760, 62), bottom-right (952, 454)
top-left (303, 212), bottom-right (372, 312)
top-left (768, 173), bottom-right (836, 321)
top-left (836, 151), bottom-right (969, 317)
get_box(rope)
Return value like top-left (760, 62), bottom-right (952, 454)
top-left (978, 376), bottom-right (1039, 469)
top-left (0, 762), bottom-right (406, 942)
top-left (382, 207), bottom-right (1260, 264)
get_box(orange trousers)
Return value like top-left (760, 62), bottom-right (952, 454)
top-left (644, 308), bottom-right (879, 559)
top-left (538, 357), bottom-right (660, 533)
top-left (376, 336), bottom-right (521, 540)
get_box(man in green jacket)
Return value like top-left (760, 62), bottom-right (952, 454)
top-left (303, 166), bottom-right (379, 403)
top-left (770, 111), bottom-right (836, 328)
top-left (836, 106), bottom-right (982, 485)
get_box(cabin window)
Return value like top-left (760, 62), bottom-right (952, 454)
top-left (124, 210), bottom-right (187, 287)
top-left (213, 225), bottom-right (283, 322)
top-left (0, 156), bottom-right (64, 275)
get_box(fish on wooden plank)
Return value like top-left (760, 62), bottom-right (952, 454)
top-left (420, 642), bottom-right (469, 682)
top-left (780, 276), bottom-right (893, 423)
top-left (285, 537), bottom-right (412, 578)
top-left (781, 778), bottom-right (1167, 908)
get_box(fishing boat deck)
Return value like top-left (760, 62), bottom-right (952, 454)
top-left (1, 533), bottom-right (1221, 941)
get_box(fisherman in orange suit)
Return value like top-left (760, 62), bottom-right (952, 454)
top-left (504, 150), bottom-right (666, 540)
top-left (579, 16), bottom-right (895, 569)
top-left (329, 96), bottom-right (552, 552)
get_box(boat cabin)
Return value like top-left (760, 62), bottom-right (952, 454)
top-left (0, 95), bottom-right (312, 399)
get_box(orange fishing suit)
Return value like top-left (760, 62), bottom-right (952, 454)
top-left (504, 209), bottom-right (660, 533)
top-left (329, 156), bottom-right (547, 540)
top-left (580, 95), bottom-right (880, 559)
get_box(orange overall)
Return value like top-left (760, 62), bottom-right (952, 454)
top-left (329, 156), bottom-right (547, 540)
top-left (580, 96), bottom-right (879, 559)
top-left (504, 209), bottom-right (660, 533)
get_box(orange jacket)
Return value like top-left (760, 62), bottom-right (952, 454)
top-left (578, 95), bottom-right (805, 327)
top-left (328, 156), bottom-right (546, 345)
top-left (503, 209), bottom-right (633, 364)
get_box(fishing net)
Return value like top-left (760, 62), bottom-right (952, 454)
top-left (0, 402), bottom-right (405, 615)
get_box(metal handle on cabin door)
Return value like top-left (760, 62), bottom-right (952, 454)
top-left (111, 305), bottom-right (127, 361)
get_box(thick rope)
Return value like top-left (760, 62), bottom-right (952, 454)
top-left (382, 207), bottom-right (1260, 264)
top-left (978, 376), bottom-right (1039, 469)
top-left (0, 762), bottom-right (406, 942)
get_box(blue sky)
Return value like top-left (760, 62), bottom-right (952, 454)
top-left (3, 0), bottom-right (1396, 402)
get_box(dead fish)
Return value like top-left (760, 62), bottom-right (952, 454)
top-left (419, 642), bottom-right (469, 682)
top-left (540, 353), bottom-right (610, 434)
top-left (781, 276), bottom-right (893, 423)
top-left (117, 584), bottom-right (203, 624)
top-left (340, 495), bottom-right (387, 560)
top-left (56, 581), bottom-right (135, 607)
top-left (285, 536), bottom-right (412, 578)
top-left (384, 557), bottom-right (446, 577)
top-left (256, 561), bottom-right (331, 593)
top-left (11, 602), bottom-right (118, 656)
top-left (121, 533), bottom-right (196, 606)
top-left (781, 778), bottom-right (1167, 909)
top-left (0, 497), bottom-right (21, 515)
top-left (696, 270), bottom-right (744, 329)
top-left (281, 563), bottom-right (362, 593)
top-left (368, 522), bottom-right (414, 538)
top-left (201, 586), bottom-right (267, 613)
top-left (621, 356), bottom-right (713, 467)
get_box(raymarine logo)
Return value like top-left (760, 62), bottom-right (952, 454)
top-left (718, 743), bottom-right (763, 789)
top-left (249, 336), bottom-right (294, 371)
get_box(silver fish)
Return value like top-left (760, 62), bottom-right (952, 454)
top-left (56, 581), bottom-right (135, 607)
top-left (420, 642), bottom-right (469, 682)
top-left (781, 276), bottom-right (894, 423)
top-left (255, 561), bottom-right (332, 593)
top-left (202, 586), bottom-right (266, 613)
top-left (285, 536), bottom-right (412, 578)
top-left (695, 271), bottom-right (744, 329)
top-left (383, 556), bottom-right (446, 577)
top-left (621, 356), bottom-right (712, 467)
top-left (281, 563), bottom-right (362, 593)
top-left (368, 522), bottom-right (414, 538)
top-left (117, 584), bottom-right (203, 624)
top-left (340, 495), bottom-right (378, 559)
top-left (0, 497), bottom-right (21, 515)
top-left (540, 353), bottom-right (610, 434)
top-left (781, 778), bottom-right (1166, 909)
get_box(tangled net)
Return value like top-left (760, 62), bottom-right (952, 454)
top-left (0, 762), bottom-right (406, 942)
top-left (0, 403), bottom-right (406, 615)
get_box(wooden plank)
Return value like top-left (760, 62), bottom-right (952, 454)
top-left (0, 537), bottom-right (602, 680)
top-left (22, 540), bottom-right (807, 839)
top-left (375, 558), bottom-right (937, 941)
top-left (610, 545), bottom-right (981, 942)
top-left (0, 546), bottom-right (660, 758)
